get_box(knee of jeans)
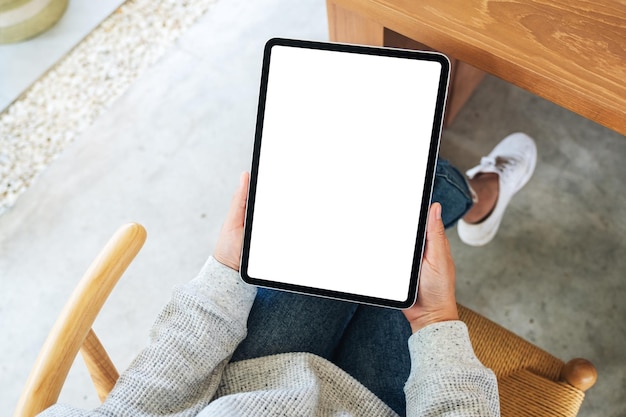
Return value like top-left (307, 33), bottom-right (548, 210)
top-left (438, 197), bottom-right (473, 228)
top-left (432, 165), bottom-right (473, 228)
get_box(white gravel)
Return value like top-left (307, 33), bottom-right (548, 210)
top-left (0, 0), bottom-right (217, 215)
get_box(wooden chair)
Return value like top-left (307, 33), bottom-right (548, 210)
top-left (459, 306), bottom-right (597, 416)
top-left (13, 223), bottom-right (596, 417)
top-left (13, 223), bottom-right (147, 417)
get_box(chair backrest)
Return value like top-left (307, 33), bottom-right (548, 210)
top-left (13, 223), bottom-right (146, 417)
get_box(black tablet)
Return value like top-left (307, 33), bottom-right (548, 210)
top-left (240, 38), bottom-right (449, 308)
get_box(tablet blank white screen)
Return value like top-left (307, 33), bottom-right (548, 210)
top-left (247, 45), bottom-right (443, 302)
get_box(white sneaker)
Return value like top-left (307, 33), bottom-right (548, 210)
top-left (457, 132), bottom-right (537, 246)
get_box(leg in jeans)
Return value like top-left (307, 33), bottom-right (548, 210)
top-left (433, 159), bottom-right (474, 228)
top-left (332, 305), bottom-right (412, 416)
top-left (231, 288), bottom-right (358, 362)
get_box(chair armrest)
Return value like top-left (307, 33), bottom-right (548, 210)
top-left (561, 358), bottom-right (597, 392)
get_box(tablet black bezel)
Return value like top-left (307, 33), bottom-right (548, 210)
top-left (240, 38), bottom-right (450, 309)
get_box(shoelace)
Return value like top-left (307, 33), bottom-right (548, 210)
top-left (466, 156), bottom-right (521, 181)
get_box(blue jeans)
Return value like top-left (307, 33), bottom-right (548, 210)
top-left (231, 159), bottom-right (472, 416)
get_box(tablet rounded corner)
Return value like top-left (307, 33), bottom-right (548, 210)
top-left (239, 268), bottom-right (253, 285)
top-left (265, 37), bottom-right (288, 51)
top-left (397, 288), bottom-right (419, 310)
top-left (440, 53), bottom-right (451, 73)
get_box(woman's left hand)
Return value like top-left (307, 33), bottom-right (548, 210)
top-left (214, 172), bottom-right (249, 271)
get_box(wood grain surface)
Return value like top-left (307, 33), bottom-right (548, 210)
top-left (328, 0), bottom-right (626, 135)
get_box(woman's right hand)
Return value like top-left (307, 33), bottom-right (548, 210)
top-left (402, 202), bottom-right (459, 333)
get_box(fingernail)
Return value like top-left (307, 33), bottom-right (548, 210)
top-left (435, 203), bottom-right (442, 220)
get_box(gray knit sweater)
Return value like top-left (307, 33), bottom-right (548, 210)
top-left (40, 257), bottom-right (500, 417)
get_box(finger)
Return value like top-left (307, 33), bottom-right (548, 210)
top-left (236, 171), bottom-right (250, 209)
top-left (426, 202), bottom-right (445, 242)
top-left (225, 172), bottom-right (250, 228)
top-left (424, 203), bottom-right (449, 261)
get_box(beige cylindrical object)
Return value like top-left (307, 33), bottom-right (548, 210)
top-left (0, 0), bottom-right (68, 44)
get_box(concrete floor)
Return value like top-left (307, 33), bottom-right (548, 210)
top-left (1, 0), bottom-right (624, 415)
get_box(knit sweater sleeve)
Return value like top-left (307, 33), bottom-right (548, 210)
top-left (38, 256), bottom-right (257, 417)
top-left (404, 321), bottom-right (500, 417)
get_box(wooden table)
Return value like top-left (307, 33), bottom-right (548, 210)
top-left (326, 0), bottom-right (626, 135)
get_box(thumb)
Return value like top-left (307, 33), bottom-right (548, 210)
top-left (423, 202), bottom-right (452, 275)
top-left (426, 202), bottom-right (446, 245)
top-left (224, 172), bottom-right (249, 229)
